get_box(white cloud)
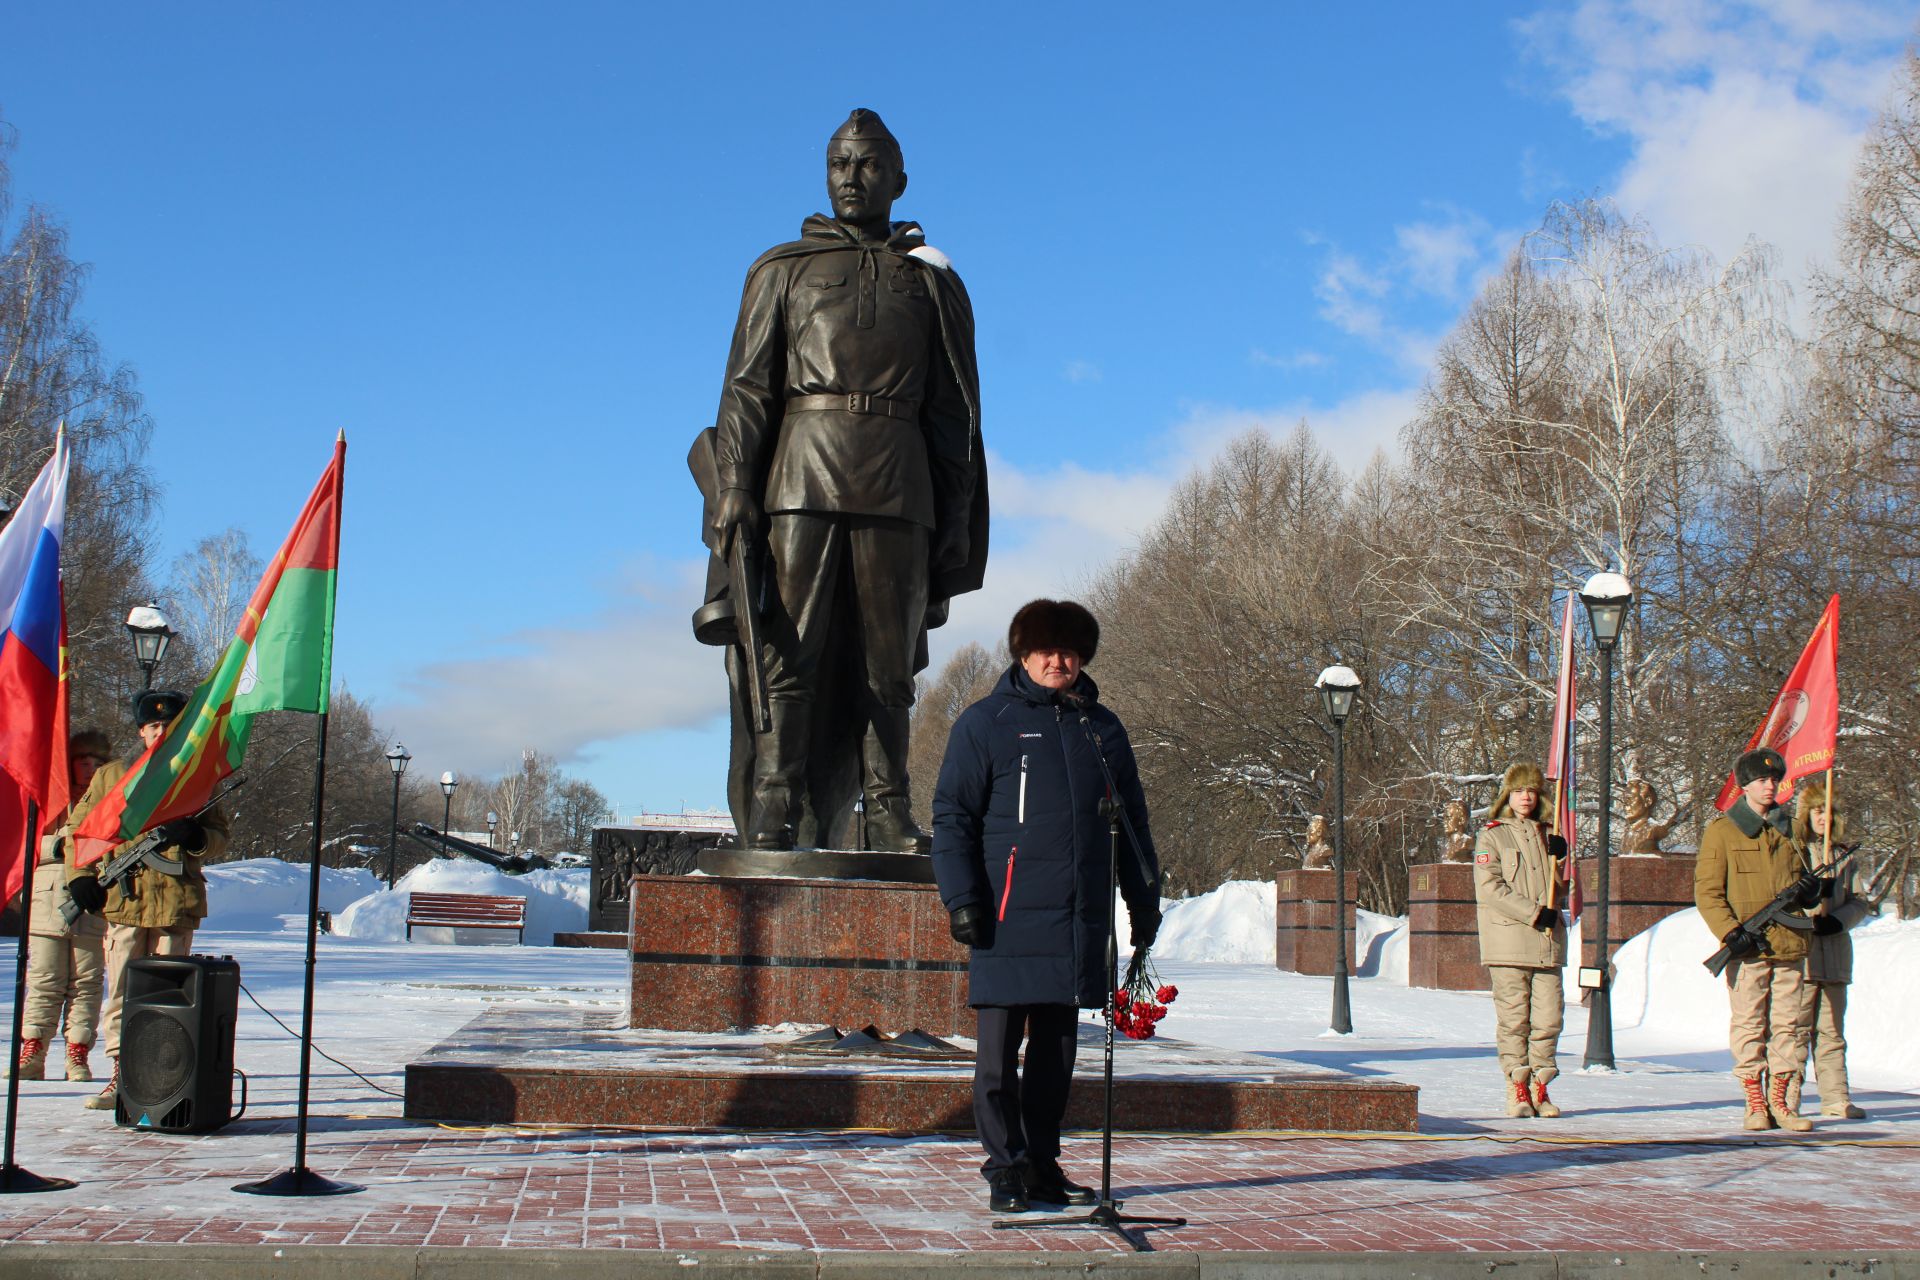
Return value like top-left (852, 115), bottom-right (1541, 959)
top-left (1521, 0), bottom-right (1910, 278)
top-left (922, 386), bottom-right (1423, 675)
top-left (1063, 359), bottom-right (1103, 383)
top-left (383, 556), bottom-right (722, 779)
top-left (1396, 212), bottom-right (1494, 298)
top-left (1250, 348), bottom-right (1331, 370)
top-left (1312, 246), bottom-right (1392, 341)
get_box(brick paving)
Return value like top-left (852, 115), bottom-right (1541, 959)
top-left (3, 939), bottom-right (1915, 1257)
top-left (3, 1115), bottom-right (1917, 1253)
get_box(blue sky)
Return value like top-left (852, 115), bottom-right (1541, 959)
top-left (3, 2), bottom-right (1911, 817)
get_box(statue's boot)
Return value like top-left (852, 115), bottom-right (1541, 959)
top-left (863, 709), bottom-right (931, 854)
top-left (747, 709), bottom-right (807, 851)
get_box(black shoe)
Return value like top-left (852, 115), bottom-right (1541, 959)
top-left (1025, 1161), bottom-right (1096, 1205)
top-left (987, 1168), bottom-right (1030, 1213)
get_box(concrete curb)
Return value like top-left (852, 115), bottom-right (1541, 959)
top-left (1, 1247), bottom-right (1916, 1279)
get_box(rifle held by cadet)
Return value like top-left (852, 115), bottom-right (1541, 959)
top-left (60, 775), bottom-right (248, 926)
top-left (1702, 849), bottom-right (1855, 978)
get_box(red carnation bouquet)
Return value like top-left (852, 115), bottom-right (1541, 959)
top-left (1112, 947), bottom-right (1178, 1041)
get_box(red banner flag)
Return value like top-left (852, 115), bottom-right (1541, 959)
top-left (1713, 594), bottom-right (1839, 811)
top-left (1544, 590), bottom-right (1582, 921)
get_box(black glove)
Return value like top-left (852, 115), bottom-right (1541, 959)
top-left (1546, 834), bottom-right (1568, 860)
top-left (949, 904), bottom-right (991, 948)
top-left (1721, 925), bottom-right (1762, 960)
top-left (153, 817), bottom-right (206, 852)
top-left (66, 875), bottom-right (107, 914)
top-left (1789, 870), bottom-right (1824, 908)
top-left (1130, 907), bottom-right (1161, 949)
top-left (1532, 906), bottom-right (1558, 930)
top-left (1812, 914), bottom-right (1845, 936)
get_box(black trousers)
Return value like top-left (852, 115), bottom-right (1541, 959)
top-left (973, 1003), bottom-right (1079, 1177)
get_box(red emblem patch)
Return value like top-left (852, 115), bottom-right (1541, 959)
top-left (1475, 852), bottom-right (1492, 865)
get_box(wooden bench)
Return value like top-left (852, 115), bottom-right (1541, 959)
top-left (405, 892), bottom-right (528, 944)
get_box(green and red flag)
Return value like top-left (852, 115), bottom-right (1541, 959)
top-left (74, 437), bottom-right (344, 865)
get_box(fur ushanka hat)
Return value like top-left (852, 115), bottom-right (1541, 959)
top-left (1489, 761), bottom-right (1547, 820)
top-left (1734, 747), bottom-right (1787, 787)
top-left (1008, 599), bottom-right (1100, 664)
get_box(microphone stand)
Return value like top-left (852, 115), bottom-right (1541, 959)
top-left (993, 704), bottom-right (1185, 1251)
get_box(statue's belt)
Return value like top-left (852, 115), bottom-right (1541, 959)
top-left (787, 393), bottom-right (919, 422)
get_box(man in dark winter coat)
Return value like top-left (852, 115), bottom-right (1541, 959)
top-left (931, 599), bottom-right (1162, 1214)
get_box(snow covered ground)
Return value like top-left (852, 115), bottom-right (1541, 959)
top-left (1, 859), bottom-right (1913, 1173)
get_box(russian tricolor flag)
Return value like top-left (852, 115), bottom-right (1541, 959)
top-left (0, 432), bottom-right (70, 902)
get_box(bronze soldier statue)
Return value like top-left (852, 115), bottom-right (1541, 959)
top-left (690, 109), bottom-right (988, 854)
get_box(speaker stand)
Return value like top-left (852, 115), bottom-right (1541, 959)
top-left (0, 1164), bottom-right (76, 1194)
top-left (3, 801), bottom-right (77, 1195)
top-left (233, 1166), bottom-right (363, 1197)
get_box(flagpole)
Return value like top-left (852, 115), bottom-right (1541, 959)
top-left (2, 800), bottom-right (76, 1193)
top-left (1822, 767), bottom-right (1835, 871)
top-left (236, 433), bottom-right (359, 1198)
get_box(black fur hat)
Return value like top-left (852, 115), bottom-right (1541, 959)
top-left (1734, 747), bottom-right (1787, 787)
top-left (1008, 599), bottom-right (1100, 663)
top-left (133, 689), bottom-right (188, 728)
top-left (69, 729), bottom-right (112, 761)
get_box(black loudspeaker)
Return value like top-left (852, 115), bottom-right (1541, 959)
top-left (116, 954), bottom-right (241, 1133)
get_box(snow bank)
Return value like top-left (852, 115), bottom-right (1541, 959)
top-left (1153, 880), bottom-right (1276, 964)
top-left (1358, 908), bottom-right (1407, 981)
top-left (1609, 903), bottom-right (1920, 1086)
top-left (202, 859), bottom-right (381, 933)
top-left (332, 859), bottom-right (590, 945)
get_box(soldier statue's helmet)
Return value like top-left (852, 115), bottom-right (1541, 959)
top-left (134, 689), bottom-right (188, 728)
top-left (830, 108), bottom-right (903, 167)
top-left (1734, 747), bottom-right (1787, 786)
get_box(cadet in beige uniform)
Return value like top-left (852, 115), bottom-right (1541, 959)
top-left (17, 730), bottom-right (113, 1082)
top-left (64, 690), bottom-right (229, 1110)
top-left (1694, 747), bottom-right (1819, 1132)
top-left (1792, 778), bottom-right (1874, 1119)
top-left (1473, 762), bottom-right (1570, 1118)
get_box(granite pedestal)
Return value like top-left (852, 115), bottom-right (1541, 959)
top-left (628, 872), bottom-right (973, 1039)
top-left (403, 1006), bottom-right (1421, 1133)
top-left (1274, 870), bottom-right (1358, 975)
top-left (1579, 855), bottom-right (1697, 970)
top-left (1407, 862), bottom-right (1485, 991)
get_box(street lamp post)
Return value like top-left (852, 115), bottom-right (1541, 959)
top-left (486, 811), bottom-right (498, 849)
top-left (440, 771), bottom-right (458, 859)
top-left (125, 603), bottom-right (174, 691)
top-left (1316, 664), bottom-right (1362, 1036)
top-left (384, 744), bottom-right (411, 890)
top-left (1579, 571), bottom-right (1633, 1071)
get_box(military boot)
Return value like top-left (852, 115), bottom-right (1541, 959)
top-left (746, 710), bottom-right (807, 851)
top-left (1739, 1074), bottom-right (1775, 1130)
top-left (1768, 1072), bottom-right (1813, 1132)
top-left (83, 1061), bottom-right (118, 1111)
top-left (1505, 1068), bottom-right (1534, 1118)
top-left (862, 709), bottom-right (930, 853)
top-left (65, 1041), bottom-right (93, 1083)
top-left (16, 1037), bottom-right (46, 1081)
top-left (866, 799), bottom-right (931, 854)
top-left (1531, 1067), bottom-right (1561, 1118)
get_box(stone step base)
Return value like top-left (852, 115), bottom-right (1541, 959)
top-left (404, 1006), bottom-right (1420, 1134)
